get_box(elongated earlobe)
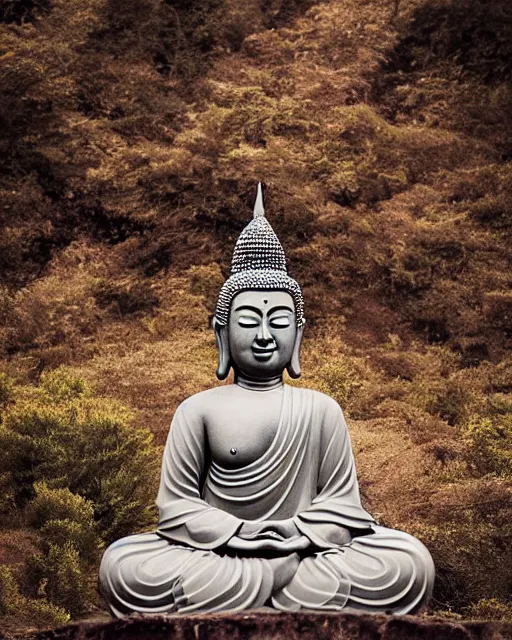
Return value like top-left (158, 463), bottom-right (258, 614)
top-left (213, 318), bottom-right (231, 380)
top-left (287, 323), bottom-right (305, 379)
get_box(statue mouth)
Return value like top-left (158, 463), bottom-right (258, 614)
top-left (252, 347), bottom-right (277, 361)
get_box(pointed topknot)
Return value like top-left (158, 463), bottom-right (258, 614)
top-left (214, 183), bottom-right (305, 327)
top-left (253, 183), bottom-right (265, 218)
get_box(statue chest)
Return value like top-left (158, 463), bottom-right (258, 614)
top-left (205, 393), bottom-right (282, 468)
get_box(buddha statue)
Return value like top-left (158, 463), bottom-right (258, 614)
top-left (99, 185), bottom-right (435, 615)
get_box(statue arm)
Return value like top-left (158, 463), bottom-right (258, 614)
top-left (293, 396), bottom-right (376, 548)
top-left (156, 400), bottom-right (243, 550)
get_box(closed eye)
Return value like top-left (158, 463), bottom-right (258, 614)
top-left (269, 315), bottom-right (291, 328)
top-left (238, 316), bottom-right (260, 328)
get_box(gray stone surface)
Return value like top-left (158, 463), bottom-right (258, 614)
top-left (98, 186), bottom-right (435, 617)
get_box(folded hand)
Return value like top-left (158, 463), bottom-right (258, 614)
top-left (226, 534), bottom-right (310, 552)
top-left (238, 519), bottom-right (300, 541)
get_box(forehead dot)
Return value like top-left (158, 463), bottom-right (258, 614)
top-left (263, 299), bottom-right (268, 304)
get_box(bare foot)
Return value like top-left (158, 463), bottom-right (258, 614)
top-left (268, 553), bottom-right (300, 591)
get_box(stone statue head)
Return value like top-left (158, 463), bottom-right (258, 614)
top-left (213, 185), bottom-right (305, 381)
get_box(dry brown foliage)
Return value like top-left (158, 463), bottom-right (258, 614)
top-left (1, 0), bottom-right (511, 629)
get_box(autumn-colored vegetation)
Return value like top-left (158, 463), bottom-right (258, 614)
top-left (0, 0), bottom-right (511, 632)
top-left (0, 369), bottom-right (158, 630)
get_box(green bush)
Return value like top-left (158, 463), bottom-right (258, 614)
top-left (314, 360), bottom-right (361, 408)
top-left (0, 368), bottom-right (159, 542)
top-left (28, 482), bottom-right (101, 564)
top-left (0, 564), bottom-right (69, 629)
top-left (462, 414), bottom-right (512, 478)
top-left (23, 597), bottom-right (70, 629)
top-left (489, 357), bottom-right (512, 393)
top-left (0, 373), bottom-right (15, 410)
top-left (40, 368), bottom-right (89, 403)
top-left (0, 565), bottom-right (22, 615)
top-left (28, 482), bottom-right (94, 529)
top-left (26, 542), bottom-right (91, 616)
top-left (0, 370), bottom-right (160, 619)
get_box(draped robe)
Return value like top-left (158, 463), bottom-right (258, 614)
top-left (99, 385), bottom-right (434, 615)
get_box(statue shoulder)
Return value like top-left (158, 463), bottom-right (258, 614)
top-left (287, 385), bottom-right (346, 421)
top-left (288, 385), bottom-right (343, 410)
top-left (175, 385), bottom-right (235, 418)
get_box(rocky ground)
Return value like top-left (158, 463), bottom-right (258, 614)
top-left (18, 611), bottom-right (512, 640)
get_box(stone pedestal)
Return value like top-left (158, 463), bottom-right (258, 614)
top-left (27, 611), bottom-right (512, 640)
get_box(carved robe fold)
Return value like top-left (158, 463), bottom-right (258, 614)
top-left (99, 386), bottom-right (434, 615)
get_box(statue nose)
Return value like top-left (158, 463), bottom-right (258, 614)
top-left (256, 321), bottom-right (274, 346)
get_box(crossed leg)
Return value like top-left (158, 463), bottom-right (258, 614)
top-left (99, 527), bottom-right (434, 616)
top-left (272, 526), bottom-right (435, 614)
top-left (99, 532), bottom-right (276, 616)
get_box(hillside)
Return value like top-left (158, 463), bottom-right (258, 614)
top-left (0, 0), bottom-right (511, 632)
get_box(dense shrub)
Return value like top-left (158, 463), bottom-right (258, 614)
top-left (0, 368), bottom-right (159, 542)
top-left (0, 370), bottom-right (160, 619)
top-left (23, 597), bottom-right (70, 628)
top-left (26, 543), bottom-right (91, 616)
top-left (27, 482), bottom-right (100, 563)
top-left (0, 565), bottom-right (21, 615)
top-left (0, 565), bottom-right (69, 629)
top-left (489, 358), bottom-right (512, 393)
top-left (462, 414), bottom-right (512, 478)
top-left (424, 379), bottom-right (473, 426)
top-left (0, 373), bottom-right (15, 409)
top-left (314, 360), bottom-right (361, 408)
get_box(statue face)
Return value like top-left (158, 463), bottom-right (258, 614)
top-left (228, 290), bottom-right (297, 379)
